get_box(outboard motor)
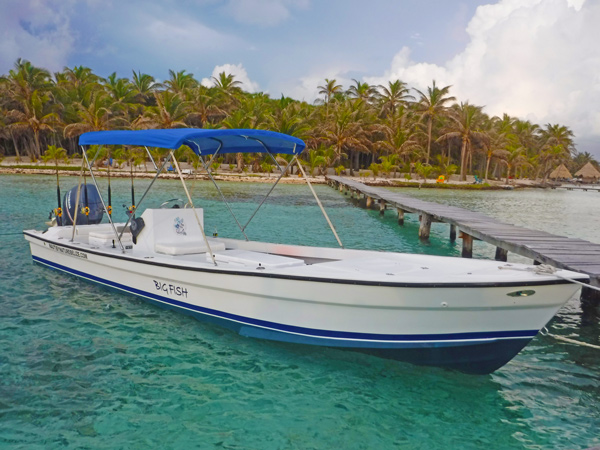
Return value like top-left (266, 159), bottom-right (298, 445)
top-left (62, 184), bottom-right (105, 226)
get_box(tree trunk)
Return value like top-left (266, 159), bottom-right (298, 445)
top-left (426, 119), bottom-right (432, 164)
top-left (9, 129), bottom-right (21, 160)
top-left (468, 149), bottom-right (473, 174)
top-left (459, 140), bottom-right (468, 181)
top-left (485, 156), bottom-right (491, 181)
top-left (34, 129), bottom-right (42, 160)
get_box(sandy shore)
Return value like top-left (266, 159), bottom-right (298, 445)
top-left (0, 158), bottom-right (541, 189)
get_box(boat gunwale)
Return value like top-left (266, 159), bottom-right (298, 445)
top-left (24, 230), bottom-right (588, 289)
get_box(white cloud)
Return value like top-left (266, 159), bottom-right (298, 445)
top-left (364, 0), bottom-right (600, 155)
top-left (201, 63), bottom-right (260, 92)
top-left (0, 0), bottom-right (75, 74)
top-left (222, 0), bottom-right (309, 26)
top-left (137, 14), bottom-right (240, 54)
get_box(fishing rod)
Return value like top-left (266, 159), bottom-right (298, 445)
top-left (55, 162), bottom-right (62, 226)
top-left (130, 150), bottom-right (136, 217)
top-left (107, 149), bottom-right (112, 217)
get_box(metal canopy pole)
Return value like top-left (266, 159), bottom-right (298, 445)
top-left (297, 159), bottom-right (344, 249)
top-left (118, 152), bottom-right (173, 241)
top-left (241, 154), bottom-right (298, 233)
top-left (193, 139), bottom-right (249, 241)
top-left (70, 157), bottom-right (86, 242)
top-left (81, 145), bottom-right (126, 253)
top-left (144, 146), bottom-right (158, 171)
top-left (170, 151), bottom-right (218, 266)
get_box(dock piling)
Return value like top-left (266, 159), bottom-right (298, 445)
top-left (495, 247), bottom-right (508, 262)
top-left (450, 224), bottom-right (456, 241)
top-left (397, 208), bottom-right (405, 226)
top-left (419, 213), bottom-right (432, 240)
top-left (460, 232), bottom-right (473, 258)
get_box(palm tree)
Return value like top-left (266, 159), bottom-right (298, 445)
top-left (540, 123), bottom-right (575, 156)
top-left (6, 89), bottom-right (59, 159)
top-left (63, 91), bottom-right (116, 138)
top-left (317, 78), bottom-right (343, 116)
top-left (379, 155), bottom-right (398, 178)
top-left (131, 70), bottom-right (157, 104)
top-left (499, 146), bottom-right (528, 184)
top-left (438, 102), bottom-right (486, 181)
top-left (415, 162), bottom-right (434, 181)
top-left (414, 80), bottom-right (455, 164)
top-left (269, 101), bottom-right (311, 140)
top-left (186, 85), bottom-right (226, 127)
top-left (377, 80), bottom-right (413, 118)
top-left (212, 72), bottom-right (243, 108)
top-left (132, 91), bottom-right (188, 129)
top-left (572, 151), bottom-right (599, 171)
top-left (319, 103), bottom-right (369, 167)
top-left (2, 59), bottom-right (56, 158)
top-left (377, 107), bottom-right (420, 163)
top-left (539, 144), bottom-right (569, 183)
top-left (104, 72), bottom-right (136, 106)
top-left (347, 79), bottom-right (377, 103)
top-left (2, 59), bottom-right (52, 101)
top-left (164, 69), bottom-right (197, 94)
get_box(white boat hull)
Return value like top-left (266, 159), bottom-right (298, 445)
top-left (24, 228), bottom-right (584, 374)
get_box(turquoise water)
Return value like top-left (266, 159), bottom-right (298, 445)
top-left (1, 174), bottom-right (599, 449)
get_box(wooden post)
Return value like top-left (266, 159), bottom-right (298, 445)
top-left (460, 232), bottom-right (473, 258)
top-left (495, 247), bottom-right (508, 261)
top-left (397, 208), bottom-right (405, 226)
top-left (419, 213), bottom-right (432, 240)
top-left (366, 196), bottom-right (373, 209)
top-left (581, 277), bottom-right (600, 308)
top-left (379, 200), bottom-right (386, 216)
top-left (449, 224), bottom-right (456, 241)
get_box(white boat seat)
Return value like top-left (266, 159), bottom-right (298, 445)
top-left (139, 208), bottom-right (226, 255)
top-left (89, 230), bottom-right (133, 247)
top-left (155, 238), bottom-right (226, 256)
top-left (207, 249), bottom-right (305, 269)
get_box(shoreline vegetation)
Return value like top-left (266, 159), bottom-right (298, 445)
top-left (0, 158), bottom-right (545, 189)
top-left (1, 58), bottom-right (599, 190)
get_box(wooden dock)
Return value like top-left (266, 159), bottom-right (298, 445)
top-left (552, 186), bottom-right (600, 192)
top-left (327, 176), bottom-right (600, 302)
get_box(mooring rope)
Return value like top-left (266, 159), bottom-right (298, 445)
top-left (499, 263), bottom-right (600, 350)
top-left (541, 327), bottom-right (600, 350)
top-left (498, 263), bottom-right (600, 292)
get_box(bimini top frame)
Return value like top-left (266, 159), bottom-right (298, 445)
top-left (76, 128), bottom-right (341, 261)
top-left (80, 128), bottom-right (305, 155)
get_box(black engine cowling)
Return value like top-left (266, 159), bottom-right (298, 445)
top-left (62, 184), bottom-right (104, 225)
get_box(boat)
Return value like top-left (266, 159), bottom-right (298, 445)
top-left (23, 128), bottom-right (589, 374)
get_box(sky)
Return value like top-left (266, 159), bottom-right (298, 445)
top-left (1, 0), bottom-right (599, 157)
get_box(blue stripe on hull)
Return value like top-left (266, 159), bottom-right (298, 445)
top-left (32, 255), bottom-right (538, 374)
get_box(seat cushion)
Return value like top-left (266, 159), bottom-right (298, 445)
top-left (155, 239), bottom-right (226, 255)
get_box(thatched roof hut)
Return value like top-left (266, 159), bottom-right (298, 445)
top-left (575, 162), bottom-right (600, 181)
top-left (549, 164), bottom-right (572, 179)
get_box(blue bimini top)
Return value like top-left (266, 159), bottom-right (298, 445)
top-left (79, 128), bottom-right (305, 156)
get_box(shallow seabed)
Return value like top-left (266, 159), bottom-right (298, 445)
top-left (1, 175), bottom-right (598, 450)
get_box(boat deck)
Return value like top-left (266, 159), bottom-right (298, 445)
top-left (327, 176), bottom-right (600, 298)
